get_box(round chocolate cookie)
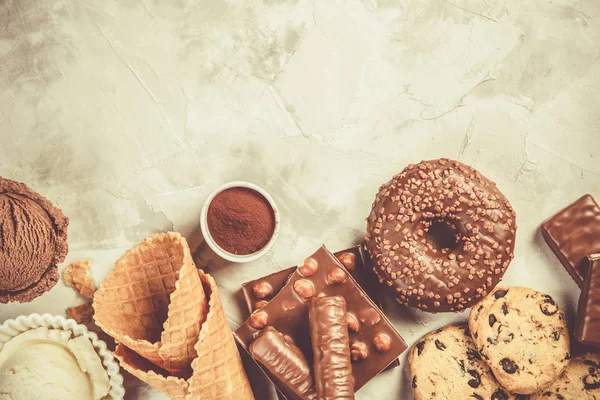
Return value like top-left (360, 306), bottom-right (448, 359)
top-left (470, 287), bottom-right (570, 395)
top-left (365, 158), bottom-right (516, 312)
top-left (409, 325), bottom-right (525, 400)
top-left (530, 353), bottom-right (600, 399)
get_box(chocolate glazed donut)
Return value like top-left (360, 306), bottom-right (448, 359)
top-left (365, 159), bottom-right (517, 312)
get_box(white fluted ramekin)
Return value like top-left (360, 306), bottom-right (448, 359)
top-left (0, 313), bottom-right (125, 399)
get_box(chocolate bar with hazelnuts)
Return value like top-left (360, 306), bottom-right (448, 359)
top-left (241, 246), bottom-right (382, 314)
top-left (235, 246), bottom-right (407, 399)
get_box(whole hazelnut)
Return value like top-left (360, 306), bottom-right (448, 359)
top-left (372, 333), bottom-right (391, 352)
top-left (293, 279), bottom-right (315, 300)
top-left (252, 282), bottom-right (273, 300)
top-left (358, 308), bottom-right (381, 326)
top-left (299, 258), bottom-right (318, 276)
top-left (255, 300), bottom-right (269, 309)
top-left (249, 310), bottom-right (268, 329)
top-left (345, 314), bottom-right (359, 332)
top-left (327, 267), bottom-right (347, 285)
top-left (337, 252), bottom-right (356, 271)
top-left (351, 342), bottom-right (368, 361)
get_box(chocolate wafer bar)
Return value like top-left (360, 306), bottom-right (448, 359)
top-left (249, 327), bottom-right (317, 400)
top-left (235, 245), bottom-right (407, 399)
top-left (309, 296), bottom-right (354, 400)
top-left (576, 254), bottom-right (600, 345)
top-left (541, 194), bottom-right (600, 287)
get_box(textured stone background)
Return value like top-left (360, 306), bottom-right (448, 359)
top-left (1, 0), bottom-right (599, 398)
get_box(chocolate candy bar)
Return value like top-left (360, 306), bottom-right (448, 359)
top-left (241, 246), bottom-right (400, 371)
top-left (235, 245), bottom-right (407, 399)
top-left (249, 327), bottom-right (317, 400)
top-left (541, 194), bottom-right (600, 287)
top-left (309, 296), bottom-right (354, 400)
top-left (576, 254), bottom-right (600, 345)
top-left (241, 246), bottom-right (383, 314)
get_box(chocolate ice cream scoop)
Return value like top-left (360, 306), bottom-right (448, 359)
top-left (0, 177), bottom-right (68, 303)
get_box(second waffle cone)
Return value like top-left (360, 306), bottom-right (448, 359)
top-left (93, 232), bottom-right (208, 375)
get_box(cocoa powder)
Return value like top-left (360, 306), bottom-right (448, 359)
top-left (207, 187), bottom-right (275, 255)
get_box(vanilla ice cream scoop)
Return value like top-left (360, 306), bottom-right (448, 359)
top-left (0, 328), bottom-right (109, 400)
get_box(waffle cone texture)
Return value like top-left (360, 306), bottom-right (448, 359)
top-left (94, 232), bottom-right (254, 399)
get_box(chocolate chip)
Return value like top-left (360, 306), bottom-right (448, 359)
top-left (583, 372), bottom-right (600, 390)
top-left (416, 341), bottom-right (425, 356)
top-left (501, 302), bottom-right (508, 315)
top-left (467, 370), bottom-right (481, 388)
top-left (489, 314), bottom-right (497, 327)
top-left (471, 394), bottom-right (483, 400)
top-left (503, 333), bottom-right (514, 343)
top-left (582, 360), bottom-right (600, 389)
top-left (459, 360), bottom-right (465, 372)
top-left (540, 295), bottom-right (558, 316)
top-left (412, 376), bottom-right (417, 388)
top-left (487, 337), bottom-right (498, 345)
top-left (494, 289), bottom-right (508, 299)
top-left (552, 331), bottom-right (561, 341)
top-left (583, 359), bottom-right (598, 368)
top-left (435, 339), bottom-right (446, 351)
top-left (473, 331), bottom-right (478, 339)
top-left (500, 358), bottom-right (518, 374)
top-left (565, 352), bottom-right (571, 360)
top-left (491, 388), bottom-right (509, 400)
top-left (462, 326), bottom-right (471, 337)
top-left (467, 349), bottom-right (481, 361)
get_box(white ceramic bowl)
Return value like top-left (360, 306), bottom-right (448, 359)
top-left (200, 181), bottom-right (280, 263)
top-left (0, 313), bottom-right (125, 400)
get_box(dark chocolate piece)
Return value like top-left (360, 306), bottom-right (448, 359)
top-left (249, 327), bottom-right (317, 400)
top-left (576, 254), bottom-right (600, 345)
top-left (541, 194), bottom-right (600, 287)
top-left (235, 245), bottom-right (408, 396)
top-left (309, 296), bottom-right (354, 400)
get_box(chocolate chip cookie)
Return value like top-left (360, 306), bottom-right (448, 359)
top-left (409, 325), bottom-right (523, 400)
top-left (530, 353), bottom-right (600, 399)
top-left (470, 287), bottom-right (570, 395)
top-left (468, 287), bottom-right (509, 341)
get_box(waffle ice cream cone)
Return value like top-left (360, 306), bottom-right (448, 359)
top-left (114, 344), bottom-right (189, 400)
top-left (96, 232), bottom-right (254, 399)
top-left (114, 271), bottom-right (254, 400)
top-left (187, 270), bottom-right (254, 400)
top-left (93, 232), bottom-right (207, 375)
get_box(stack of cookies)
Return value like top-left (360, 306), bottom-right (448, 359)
top-left (409, 286), bottom-right (600, 399)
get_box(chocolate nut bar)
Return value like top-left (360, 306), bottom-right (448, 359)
top-left (249, 326), bottom-right (317, 400)
top-left (235, 245), bottom-right (407, 399)
top-left (309, 296), bottom-right (354, 399)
